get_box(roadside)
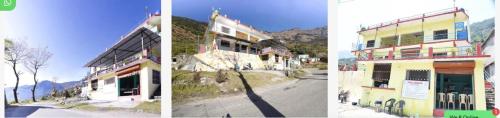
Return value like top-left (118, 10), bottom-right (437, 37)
top-left (172, 69), bottom-right (299, 105)
top-left (5, 101), bottom-right (160, 118)
top-left (173, 68), bottom-right (327, 117)
top-left (338, 102), bottom-right (401, 118)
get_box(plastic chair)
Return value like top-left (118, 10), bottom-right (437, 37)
top-left (384, 98), bottom-right (396, 114)
top-left (393, 100), bottom-right (405, 116)
top-left (467, 94), bottom-right (474, 110)
top-left (438, 92), bottom-right (446, 109)
top-left (447, 93), bottom-right (455, 109)
top-left (458, 94), bottom-right (467, 110)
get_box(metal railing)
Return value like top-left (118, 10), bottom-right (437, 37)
top-left (363, 7), bottom-right (462, 31)
top-left (355, 45), bottom-right (485, 61)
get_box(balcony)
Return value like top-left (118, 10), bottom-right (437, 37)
top-left (354, 41), bottom-right (489, 61)
top-left (86, 52), bottom-right (160, 80)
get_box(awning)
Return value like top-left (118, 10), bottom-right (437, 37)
top-left (433, 61), bottom-right (475, 74)
top-left (84, 27), bottom-right (161, 67)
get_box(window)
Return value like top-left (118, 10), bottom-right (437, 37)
top-left (241, 45), bottom-right (248, 53)
top-left (275, 54), bottom-right (279, 63)
top-left (372, 64), bottom-right (391, 88)
top-left (220, 40), bottom-right (230, 47)
top-left (105, 78), bottom-right (115, 85)
top-left (366, 40), bottom-right (375, 48)
top-left (434, 29), bottom-right (448, 40)
top-left (235, 43), bottom-right (241, 52)
top-left (261, 55), bottom-right (269, 61)
top-left (91, 80), bottom-right (98, 91)
top-left (406, 70), bottom-right (430, 81)
top-left (221, 26), bottom-right (230, 34)
top-left (153, 70), bottom-right (160, 84)
top-left (250, 47), bottom-right (257, 54)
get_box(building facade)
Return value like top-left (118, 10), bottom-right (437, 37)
top-left (188, 10), bottom-right (292, 71)
top-left (83, 14), bottom-right (161, 102)
top-left (352, 8), bottom-right (490, 117)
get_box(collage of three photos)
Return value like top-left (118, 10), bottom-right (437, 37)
top-left (0, 0), bottom-right (497, 117)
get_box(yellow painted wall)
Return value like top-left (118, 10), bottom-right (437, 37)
top-left (361, 18), bottom-right (467, 48)
top-left (359, 59), bottom-right (487, 116)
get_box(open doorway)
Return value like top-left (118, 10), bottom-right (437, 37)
top-left (118, 74), bottom-right (140, 96)
top-left (435, 73), bottom-right (473, 110)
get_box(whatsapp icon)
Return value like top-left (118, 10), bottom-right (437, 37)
top-left (0, 0), bottom-right (15, 11)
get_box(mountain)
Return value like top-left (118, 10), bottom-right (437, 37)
top-left (267, 27), bottom-right (328, 58)
top-left (267, 26), bottom-right (327, 43)
top-left (172, 16), bottom-right (328, 58)
top-left (470, 18), bottom-right (494, 42)
top-left (5, 80), bottom-right (81, 102)
top-left (172, 16), bottom-right (207, 56)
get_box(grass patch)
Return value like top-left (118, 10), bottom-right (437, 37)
top-left (303, 62), bottom-right (328, 70)
top-left (134, 101), bottom-right (161, 114)
top-left (172, 70), bottom-right (284, 104)
top-left (57, 103), bottom-right (100, 111)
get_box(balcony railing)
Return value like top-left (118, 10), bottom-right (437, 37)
top-left (355, 43), bottom-right (487, 61)
top-left (86, 51), bottom-right (160, 80)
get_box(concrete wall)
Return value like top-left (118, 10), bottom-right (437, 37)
top-left (140, 60), bottom-right (161, 101)
top-left (361, 17), bottom-right (467, 49)
top-left (338, 71), bottom-right (365, 102)
top-left (358, 59), bottom-right (487, 116)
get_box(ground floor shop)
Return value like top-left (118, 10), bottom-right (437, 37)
top-left (358, 59), bottom-right (488, 117)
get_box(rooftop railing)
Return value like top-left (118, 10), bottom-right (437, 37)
top-left (362, 7), bottom-right (464, 32)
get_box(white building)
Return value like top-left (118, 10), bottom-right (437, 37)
top-left (182, 10), bottom-right (292, 71)
top-left (83, 14), bottom-right (161, 101)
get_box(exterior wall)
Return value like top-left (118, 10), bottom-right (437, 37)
top-left (211, 15), bottom-right (270, 41)
top-left (362, 18), bottom-right (466, 49)
top-left (88, 71), bottom-right (118, 101)
top-left (358, 59), bottom-right (487, 116)
top-left (140, 60), bottom-right (161, 101)
top-left (338, 71), bottom-right (365, 102)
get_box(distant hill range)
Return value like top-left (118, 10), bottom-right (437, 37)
top-left (5, 80), bottom-right (81, 102)
top-left (470, 17), bottom-right (494, 42)
top-left (172, 16), bottom-right (328, 58)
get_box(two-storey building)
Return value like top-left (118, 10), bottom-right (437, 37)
top-left (188, 10), bottom-right (292, 71)
top-left (83, 13), bottom-right (161, 102)
top-left (352, 8), bottom-right (490, 117)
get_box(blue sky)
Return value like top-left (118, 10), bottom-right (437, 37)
top-left (1, 0), bottom-right (160, 86)
top-left (173, 0), bottom-right (327, 32)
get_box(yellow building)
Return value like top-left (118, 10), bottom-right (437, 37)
top-left (352, 8), bottom-right (491, 117)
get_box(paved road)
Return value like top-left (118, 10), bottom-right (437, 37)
top-left (5, 103), bottom-right (160, 118)
top-left (173, 68), bottom-right (328, 117)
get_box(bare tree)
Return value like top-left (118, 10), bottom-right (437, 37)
top-left (24, 47), bottom-right (52, 102)
top-left (5, 40), bottom-right (29, 103)
top-left (51, 77), bottom-right (58, 97)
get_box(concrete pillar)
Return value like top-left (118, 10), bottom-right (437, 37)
top-left (140, 67), bottom-right (151, 101)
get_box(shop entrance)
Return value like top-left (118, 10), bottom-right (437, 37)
top-left (435, 73), bottom-right (474, 110)
top-left (118, 74), bottom-right (140, 96)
